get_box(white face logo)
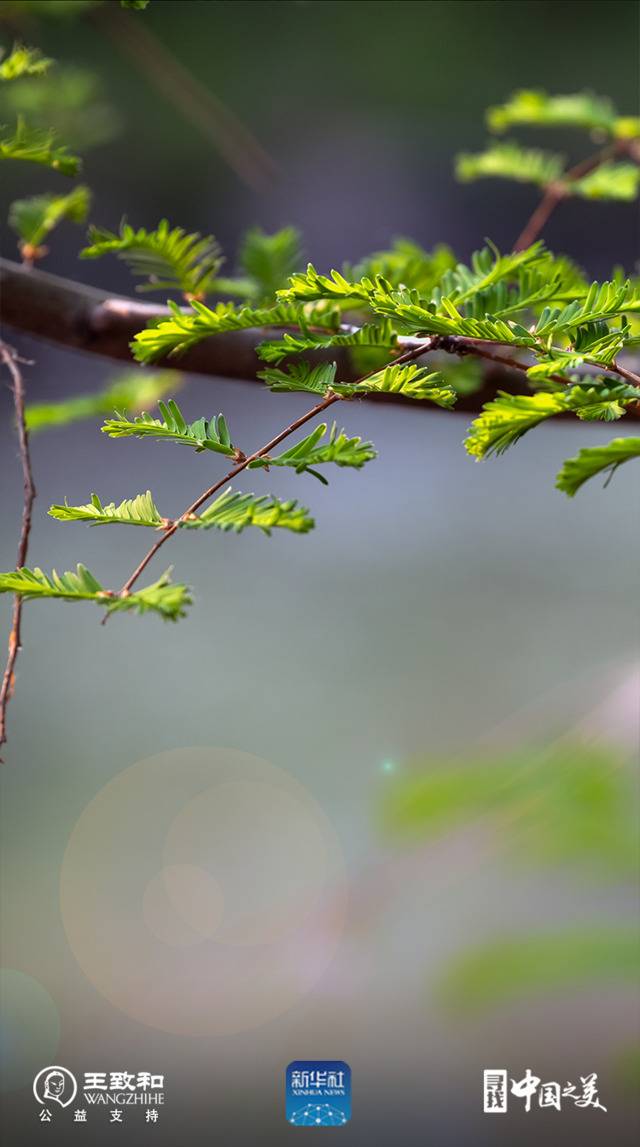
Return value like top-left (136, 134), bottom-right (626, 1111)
top-left (33, 1066), bottom-right (78, 1108)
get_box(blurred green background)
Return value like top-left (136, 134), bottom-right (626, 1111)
top-left (0, 2), bottom-right (639, 1144)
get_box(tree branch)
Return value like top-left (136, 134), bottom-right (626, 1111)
top-left (0, 343), bottom-right (36, 755)
top-left (3, 258), bottom-right (638, 416)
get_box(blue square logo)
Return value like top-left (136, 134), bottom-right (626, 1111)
top-left (286, 1061), bottom-right (351, 1127)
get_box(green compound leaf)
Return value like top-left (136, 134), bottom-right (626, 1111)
top-left (556, 437), bottom-right (640, 495)
top-left (369, 282), bottom-right (537, 343)
top-left (565, 382), bottom-right (640, 422)
top-left (487, 89), bottom-right (618, 135)
top-left (9, 185), bottom-right (90, 251)
top-left (465, 393), bottom-right (566, 457)
top-left (131, 299), bottom-right (307, 362)
top-left (248, 422), bottom-right (377, 484)
top-left (0, 565), bottom-right (191, 621)
top-left (2, 64), bottom-right (119, 153)
top-left (345, 240), bottom-right (456, 293)
top-left (49, 489), bottom-right (313, 534)
top-left (256, 319), bottom-right (397, 365)
top-left (430, 242), bottom-right (551, 307)
top-left (102, 399), bottom-right (236, 456)
top-left (570, 162), bottom-right (640, 202)
top-left (0, 44), bottom-right (53, 81)
top-left (440, 929), bottom-right (640, 1012)
top-left (258, 361), bottom-right (339, 395)
top-left (0, 116), bottom-right (80, 175)
top-left (465, 383), bottom-right (640, 458)
top-left (456, 141), bottom-right (565, 188)
top-left (180, 488), bottom-right (314, 535)
top-left (466, 387), bottom-right (639, 460)
top-left (277, 263), bottom-right (373, 303)
top-left (49, 491), bottom-right (163, 528)
top-left (25, 371), bottom-right (183, 433)
top-left (382, 741), bottom-right (637, 876)
top-left (352, 362), bottom-right (456, 406)
top-left (81, 219), bottom-right (222, 298)
top-left (534, 280), bottom-right (640, 337)
top-left (238, 227), bottom-right (303, 301)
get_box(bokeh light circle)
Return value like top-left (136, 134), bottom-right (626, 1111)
top-left (60, 748), bottom-right (347, 1035)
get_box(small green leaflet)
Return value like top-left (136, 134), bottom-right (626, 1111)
top-left (238, 227), bottom-right (303, 300)
top-left (534, 280), bottom-right (640, 337)
top-left (466, 385), bottom-right (639, 460)
top-left (256, 319), bottom-right (397, 365)
top-left (370, 283), bottom-right (538, 344)
top-left (456, 141), bottom-right (564, 188)
top-left (0, 44), bottom-right (53, 81)
top-left (466, 392), bottom-right (567, 458)
top-left (556, 437), bottom-right (640, 495)
top-left (487, 89), bottom-right (618, 135)
top-left (49, 492), bottom-right (163, 528)
top-left (0, 565), bottom-right (190, 621)
top-left (81, 220), bottom-right (222, 298)
top-left (570, 163), bottom-right (640, 202)
top-left (277, 264), bottom-right (372, 303)
top-left (180, 489), bottom-right (314, 534)
top-left (102, 399), bottom-right (236, 456)
top-left (0, 116), bottom-right (80, 175)
top-left (26, 371), bottom-right (183, 433)
top-left (131, 298), bottom-right (308, 362)
top-left (248, 422), bottom-right (377, 484)
top-left (258, 358), bottom-right (455, 406)
top-left (433, 242), bottom-right (551, 307)
top-left (258, 361), bottom-right (339, 395)
top-left (357, 362), bottom-right (456, 406)
top-left (345, 240), bottom-right (456, 293)
top-left (9, 185), bottom-right (90, 250)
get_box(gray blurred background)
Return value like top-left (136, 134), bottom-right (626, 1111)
top-left (0, 2), bottom-right (639, 1145)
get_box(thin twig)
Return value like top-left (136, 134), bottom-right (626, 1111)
top-left (0, 343), bottom-right (36, 754)
top-left (442, 335), bottom-right (640, 390)
top-left (513, 139), bottom-right (633, 251)
top-left (109, 343), bottom-right (434, 608)
top-left (95, 4), bottom-right (276, 192)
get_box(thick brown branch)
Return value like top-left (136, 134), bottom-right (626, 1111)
top-left (3, 258), bottom-right (638, 416)
top-left (0, 343), bottom-right (36, 755)
top-left (0, 257), bottom-right (520, 412)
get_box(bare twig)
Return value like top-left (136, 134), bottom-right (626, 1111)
top-left (0, 343), bottom-right (36, 754)
top-left (95, 4), bottom-right (276, 192)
